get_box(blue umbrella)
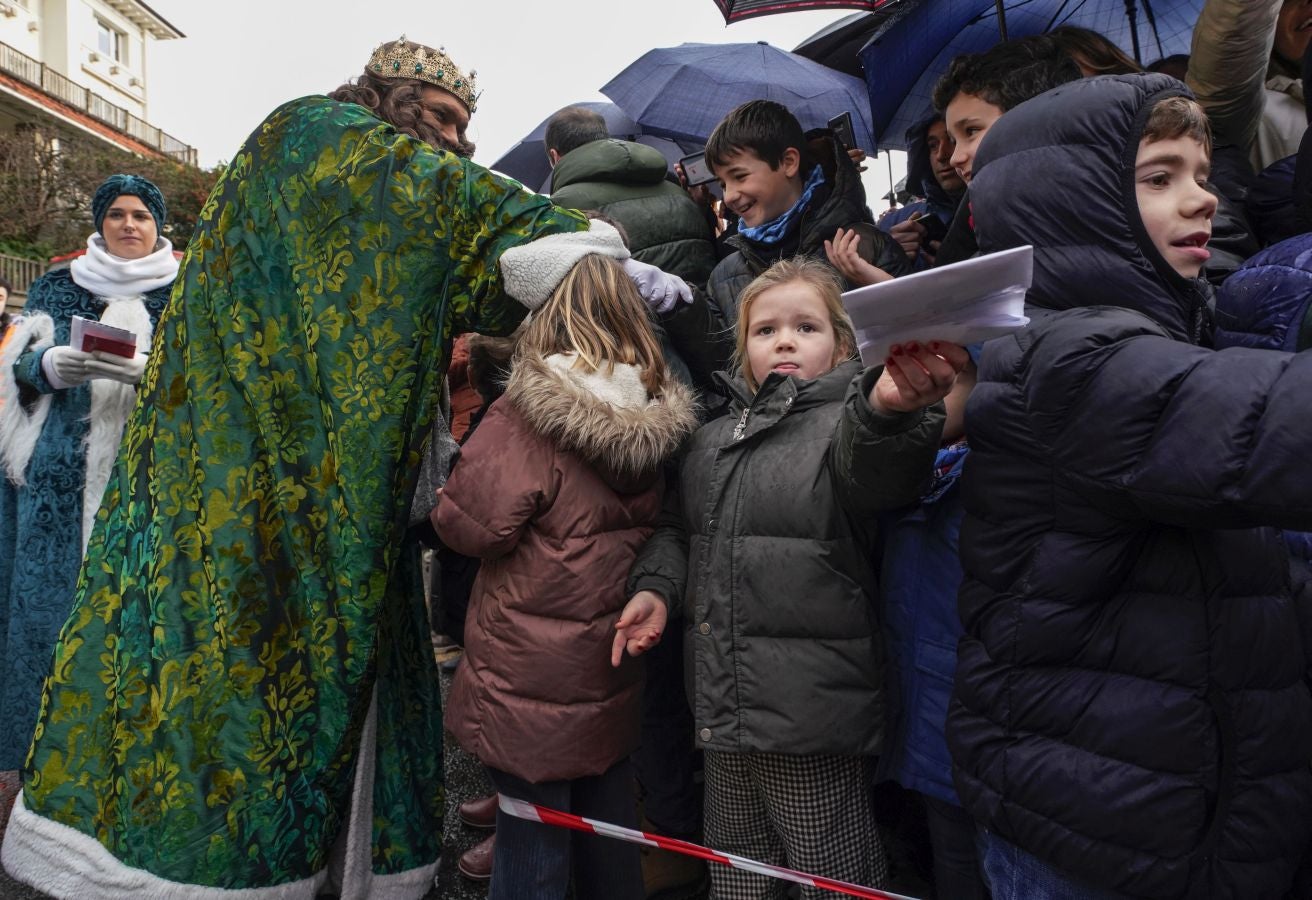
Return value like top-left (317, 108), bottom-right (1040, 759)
top-left (859, 0), bottom-right (1203, 151)
top-left (486, 102), bottom-right (699, 192)
top-left (601, 41), bottom-right (878, 149)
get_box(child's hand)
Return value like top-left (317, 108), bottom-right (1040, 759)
top-left (870, 341), bottom-right (970, 414)
top-left (824, 227), bottom-right (892, 288)
top-left (611, 591), bottom-right (668, 667)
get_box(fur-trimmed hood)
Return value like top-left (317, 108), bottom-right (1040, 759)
top-left (503, 350), bottom-right (697, 489)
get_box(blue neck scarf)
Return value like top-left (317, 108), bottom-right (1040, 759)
top-left (738, 165), bottom-right (825, 246)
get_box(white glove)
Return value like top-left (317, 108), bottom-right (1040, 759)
top-left (622, 258), bottom-right (692, 315)
top-left (41, 345), bottom-right (93, 388)
top-left (84, 351), bottom-right (148, 385)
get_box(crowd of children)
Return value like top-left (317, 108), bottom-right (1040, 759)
top-left (434, 13), bottom-right (1312, 900)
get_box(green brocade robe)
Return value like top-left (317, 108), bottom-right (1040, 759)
top-left (2, 96), bottom-right (584, 897)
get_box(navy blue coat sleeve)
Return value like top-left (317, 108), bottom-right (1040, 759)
top-left (1020, 306), bottom-right (1312, 531)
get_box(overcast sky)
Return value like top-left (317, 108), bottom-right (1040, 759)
top-left (141, 0), bottom-right (906, 208)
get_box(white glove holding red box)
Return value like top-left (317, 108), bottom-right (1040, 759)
top-left (43, 345), bottom-right (146, 388)
top-left (84, 350), bottom-right (147, 385)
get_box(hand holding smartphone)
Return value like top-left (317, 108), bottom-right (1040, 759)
top-left (917, 212), bottom-right (949, 244)
top-left (679, 151), bottom-right (716, 186)
top-left (828, 112), bottom-right (858, 151)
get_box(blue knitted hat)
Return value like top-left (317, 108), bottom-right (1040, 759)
top-left (92, 174), bottom-right (167, 233)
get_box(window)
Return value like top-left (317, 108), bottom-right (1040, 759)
top-left (96, 19), bottom-right (124, 63)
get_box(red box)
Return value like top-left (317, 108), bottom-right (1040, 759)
top-left (80, 333), bottom-right (136, 358)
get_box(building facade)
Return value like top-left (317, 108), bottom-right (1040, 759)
top-left (0, 0), bottom-right (191, 312)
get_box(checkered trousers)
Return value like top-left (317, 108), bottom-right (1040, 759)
top-left (703, 751), bottom-right (888, 900)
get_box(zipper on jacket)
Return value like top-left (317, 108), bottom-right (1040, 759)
top-left (731, 407), bottom-right (749, 441)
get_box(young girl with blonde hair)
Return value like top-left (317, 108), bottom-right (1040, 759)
top-left (434, 220), bottom-right (698, 900)
top-left (629, 256), bottom-right (967, 898)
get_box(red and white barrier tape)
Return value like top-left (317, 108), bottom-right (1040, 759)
top-left (498, 795), bottom-right (922, 900)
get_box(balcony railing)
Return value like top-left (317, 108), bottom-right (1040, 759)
top-left (0, 251), bottom-right (45, 297)
top-left (0, 40), bottom-right (197, 166)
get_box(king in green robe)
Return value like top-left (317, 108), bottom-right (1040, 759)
top-left (0, 92), bottom-right (584, 898)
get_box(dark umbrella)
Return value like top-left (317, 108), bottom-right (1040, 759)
top-left (602, 41), bottom-right (877, 148)
top-left (486, 101), bottom-right (699, 193)
top-left (858, 0), bottom-right (1202, 151)
top-left (712, 0), bottom-right (898, 25)
top-left (791, 5), bottom-right (922, 77)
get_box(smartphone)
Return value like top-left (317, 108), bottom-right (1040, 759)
top-left (680, 151), bottom-right (716, 187)
top-left (907, 209), bottom-right (949, 241)
top-left (828, 111), bottom-right (857, 151)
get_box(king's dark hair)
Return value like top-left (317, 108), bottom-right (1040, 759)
top-left (329, 68), bottom-right (475, 157)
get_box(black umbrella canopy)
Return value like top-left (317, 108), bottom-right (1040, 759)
top-left (791, 5), bottom-right (922, 77)
top-left (713, 0), bottom-right (900, 25)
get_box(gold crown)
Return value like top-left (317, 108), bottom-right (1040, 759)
top-left (367, 36), bottom-right (479, 113)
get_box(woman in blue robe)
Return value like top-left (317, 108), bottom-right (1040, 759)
top-left (0, 175), bottom-right (178, 773)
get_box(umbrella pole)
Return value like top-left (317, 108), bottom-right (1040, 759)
top-left (995, 0), bottom-right (1009, 41)
top-left (1142, 0), bottom-right (1165, 61)
top-left (1125, 0), bottom-right (1142, 63)
top-left (887, 152), bottom-right (895, 208)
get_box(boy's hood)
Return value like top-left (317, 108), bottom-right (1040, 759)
top-left (551, 138), bottom-right (669, 191)
top-left (904, 115), bottom-right (962, 218)
top-left (969, 73), bottom-right (1209, 343)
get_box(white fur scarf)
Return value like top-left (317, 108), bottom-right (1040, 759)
top-left (81, 297), bottom-right (153, 552)
top-left (69, 234), bottom-right (177, 298)
top-left (0, 311), bottom-right (55, 486)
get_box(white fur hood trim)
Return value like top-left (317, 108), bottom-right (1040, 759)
top-left (504, 350), bottom-right (697, 478)
top-left (544, 352), bottom-right (649, 410)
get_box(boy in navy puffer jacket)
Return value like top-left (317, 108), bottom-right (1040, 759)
top-left (951, 72), bottom-right (1312, 899)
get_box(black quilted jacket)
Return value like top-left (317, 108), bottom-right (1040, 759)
top-left (949, 73), bottom-right (1312, 899)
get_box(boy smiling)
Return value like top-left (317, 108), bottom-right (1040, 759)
top-left (702, 100), bottom-right (908, 329)
top-left (950, 73), bottom-right (1312, 899)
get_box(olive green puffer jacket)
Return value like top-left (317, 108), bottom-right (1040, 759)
top-left (551, 138), bottom-right (718, 287)
top-left (628, 361), bottom-right (944, 756)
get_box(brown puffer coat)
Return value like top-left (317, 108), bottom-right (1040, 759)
top-left (437, 349), bottom-right (697, 783)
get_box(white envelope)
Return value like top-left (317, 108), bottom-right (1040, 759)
top-left (841, 245), bottom-right (1033, 365)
